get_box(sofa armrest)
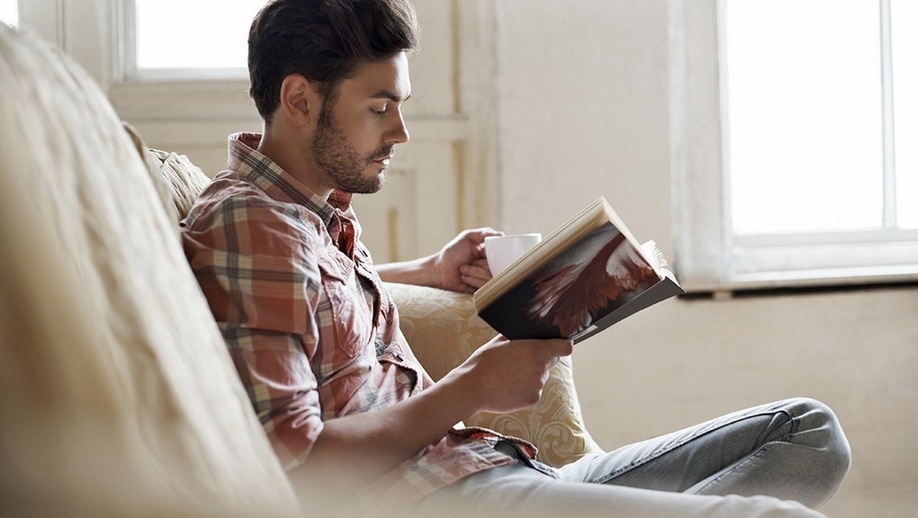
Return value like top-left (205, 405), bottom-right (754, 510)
top-left (385, 282), bottom-right (604, 467)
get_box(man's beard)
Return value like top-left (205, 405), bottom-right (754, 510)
top-left (311, 106), bottom-right (392, 194)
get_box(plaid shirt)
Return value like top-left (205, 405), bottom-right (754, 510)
top-left (181, 133), bottom-right (529, 513)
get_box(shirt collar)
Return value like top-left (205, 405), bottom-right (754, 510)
top-left (226, 132), bottom-right (354, 226)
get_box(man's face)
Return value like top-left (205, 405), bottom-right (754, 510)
top-left (310, 52), bottom-right (411, 194)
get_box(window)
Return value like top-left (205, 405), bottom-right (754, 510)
top-left (126, 0), bottom-right (264, 80)
top-left (726, 0), bottom-right (917, 234)
top-left (0, 0), bottom-right (17, 27)
top-left (672, 0), bottom-right (918, 291)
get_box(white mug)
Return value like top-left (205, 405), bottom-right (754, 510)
top-left (484, 233), bottom-right (542, 276)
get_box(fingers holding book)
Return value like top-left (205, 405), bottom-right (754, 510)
top-left (447, 335), bottom-right (573, 415)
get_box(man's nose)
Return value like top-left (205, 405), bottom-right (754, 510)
top-left (387, 109), bottom-right (409, 144)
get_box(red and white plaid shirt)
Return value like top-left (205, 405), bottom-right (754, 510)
top-left (181, 133), bottom-right (529, 513)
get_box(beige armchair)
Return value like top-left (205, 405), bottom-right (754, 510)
top-left (0, 25), bottom-right (600, 517)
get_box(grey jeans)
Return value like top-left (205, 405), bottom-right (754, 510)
top-left (409, 398), bottom-right (851, 518)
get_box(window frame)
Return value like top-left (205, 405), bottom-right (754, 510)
top-left (670, 0), bottom-right (918, 293)
top-left (120, 0), bottom-right (253, 82)
top-left (17, 0), bottom-right (118, 90)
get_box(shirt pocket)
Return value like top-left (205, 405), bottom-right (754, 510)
top-left (317, 252), bottom-right (375, 358)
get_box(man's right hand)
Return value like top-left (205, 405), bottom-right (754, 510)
top-left (444, 335), bottom-right (574, 415)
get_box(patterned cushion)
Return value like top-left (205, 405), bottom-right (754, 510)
top-left (150, 148), bottom-right (212, 220)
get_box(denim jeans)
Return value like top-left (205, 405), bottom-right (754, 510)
top-left (409, 398), bottom-right (851, 518)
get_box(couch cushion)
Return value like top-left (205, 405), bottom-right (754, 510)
top-left (387, 283), bottom-right (604, 467)
top-left (0, 26), bottom-right (300, 516)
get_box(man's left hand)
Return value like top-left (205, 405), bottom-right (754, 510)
top-left (433, 227), bottom-right (503, 293)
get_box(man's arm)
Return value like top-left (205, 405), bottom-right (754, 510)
top-left (292, 334), bottom-right (573, 492)
top-left (376, 227), bottom-right (503, 293)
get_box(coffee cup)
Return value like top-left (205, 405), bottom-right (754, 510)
top-left (484, 233), bottom-right (543, 276)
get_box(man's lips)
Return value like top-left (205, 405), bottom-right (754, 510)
top-left (372, 151), bottom-right (394, 166)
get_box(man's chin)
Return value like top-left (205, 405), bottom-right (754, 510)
top-left (366, 169), bottom-right (386, 193)
top-left (340, 174), bottom-right (384, 195)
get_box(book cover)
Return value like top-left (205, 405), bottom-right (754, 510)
top-left (474, 197), bottom-right (684, 344)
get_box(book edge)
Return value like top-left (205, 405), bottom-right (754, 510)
top-left (571, 273), bottom-right (685, 344)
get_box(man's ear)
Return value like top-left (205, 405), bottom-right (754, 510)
top-left (278, 74), bottom-right (318, 127)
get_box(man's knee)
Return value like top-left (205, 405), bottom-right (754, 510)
top-left (785, 397), bottom-right (852, 496)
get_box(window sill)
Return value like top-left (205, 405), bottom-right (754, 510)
top-left (679, 263), bottom-right (918, 295)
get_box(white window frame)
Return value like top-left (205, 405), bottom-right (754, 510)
top-left (37, 0), bottom-right (250, 85)
top-left (18, 0), bottom-right (110, 85)
top-left (670, 0), bottom-right (918, 293)
top-left (15, 0), bottom-right (253, 119)
top-left (119, 0), bottom-right (252, 82)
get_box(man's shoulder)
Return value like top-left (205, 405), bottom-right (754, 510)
top-left (183, 172), bottom-right (325, 245)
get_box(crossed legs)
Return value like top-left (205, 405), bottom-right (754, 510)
top-left (411, 398), bottom-right (851, 518)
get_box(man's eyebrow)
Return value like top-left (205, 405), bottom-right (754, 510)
top-left (370, 90), bottom-right (411, 103)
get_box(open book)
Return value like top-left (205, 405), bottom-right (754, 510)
top-left (474, 196), bottom-right (684, 344)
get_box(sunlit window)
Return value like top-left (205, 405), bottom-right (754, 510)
top-left (674, 0), bottom-right (918, 290)
top-left (725, 0), bottom-right (916, 235)
top-left (0, 0), bottom-right (18, 27)
top-left (892, 0), bottom-right (918, 228)
top-left (132, 0), bottom-right (264, 74)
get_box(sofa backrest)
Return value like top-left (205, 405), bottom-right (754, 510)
top-left (0, 25), bottom-right (300, 517)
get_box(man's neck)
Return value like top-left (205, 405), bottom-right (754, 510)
top-left (257, 127), bottom-right (334, 201)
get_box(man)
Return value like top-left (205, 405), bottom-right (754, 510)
top-left (181, 1), bottom-right (850, 516)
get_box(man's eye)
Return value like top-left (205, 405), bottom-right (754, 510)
top-left (371, 106), bottom-right (388, 116)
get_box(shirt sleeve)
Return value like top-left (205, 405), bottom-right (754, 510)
top-left (182, 191), bottom-right (326, 469)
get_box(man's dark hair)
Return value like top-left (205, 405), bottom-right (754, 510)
top-left (248, 0), bottom-right (420, 122)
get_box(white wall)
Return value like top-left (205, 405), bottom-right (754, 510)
top-left (493, 1), bottom-right (918, 516)
top-left (495, 1), bottom-right (672, 249)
